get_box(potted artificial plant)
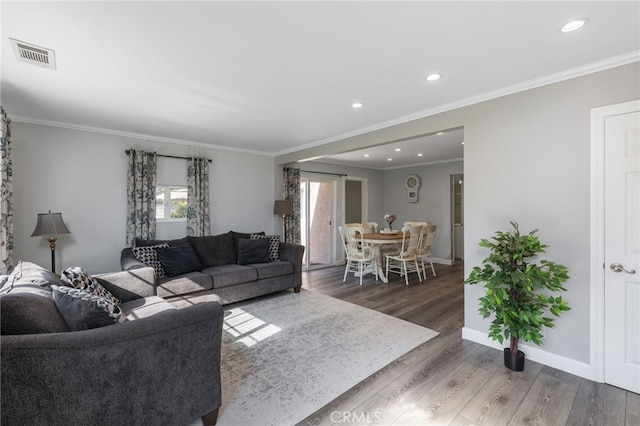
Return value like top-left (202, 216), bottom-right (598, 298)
top-left (464, 221), bottom-right (570, 371)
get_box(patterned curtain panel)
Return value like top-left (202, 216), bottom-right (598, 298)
top-left (283, 167), bottom-right (301, 244)
top-left (186, 157), bottom-right (211, 236)
top-left (125, 150), bottom-right (157, 246)
top-left (0, 107), bottom-right (13, 274)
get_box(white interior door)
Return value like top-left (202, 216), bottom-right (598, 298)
top-left (603, 109), bottom-right (640, 393)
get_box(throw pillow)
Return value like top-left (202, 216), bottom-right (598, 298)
top-left (187, 232), bottom-right (236, 268)
top-left (156, 243), bottom-right (202, 277)
top-left (237, 238), bottom-right (270, 265)
top-left (52, 285), bottom-right (126, 331)
top-left (60, 266), bottom-right (120, 304)
top-left (132, 243), bottom-right (169, 278)
top-left (250, 234), bottom-right (281, 262)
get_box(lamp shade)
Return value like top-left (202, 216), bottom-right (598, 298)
top-left (273, 200), bottom-right (294, 216)
top-left (31, 212), bottom-right (70, 236)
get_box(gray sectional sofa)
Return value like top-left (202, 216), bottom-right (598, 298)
top-left (0, 261), bottom-right (223, 426)
top-left (120, 230), bottom-right (305, 305)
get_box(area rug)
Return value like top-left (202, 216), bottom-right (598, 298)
top-left (215, 290), bottom-right (439, 425)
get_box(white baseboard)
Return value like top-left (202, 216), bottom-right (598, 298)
top-left (462, 327), bottom-right (594, 381)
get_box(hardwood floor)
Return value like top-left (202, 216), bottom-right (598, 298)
top-left (297, 263), bottom-right (640, 426)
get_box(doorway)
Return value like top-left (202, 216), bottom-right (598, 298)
top-left (300, 175), bottom-right (337, 270)
top-left (344, 177), bottom-right (368, 224)
top-left (590, 100), bottom-right (640, 393)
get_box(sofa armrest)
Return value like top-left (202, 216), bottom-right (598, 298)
top-left (94, 267), bottom-right (157, 303)
top-left (1, 301), bottom-right (223, 426)
top-left (279, 242), bottom-right (305, 291)
top-left (121, 247), bottom-right (147, 271)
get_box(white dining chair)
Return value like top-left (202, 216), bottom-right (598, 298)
top-left (403, 221), bottom-right (429, 228)
top-left (385, 224), bottom-right (423, 285)
top-left (339, 225), bottom-right (378, 285)
top-left (362, 222), bottom-right (378, 233)
top-left (417, 224), bottom-right (437, 278)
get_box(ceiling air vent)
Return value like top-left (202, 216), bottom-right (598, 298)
top-left (9, 38), bottom-right (56, 70)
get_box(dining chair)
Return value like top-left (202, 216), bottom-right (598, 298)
top-left (362, 222), bottom-right (378, 233)
top-left (417, 224), bottom-right (437, 278)
top-left (339, 225), bottom-right (378, 285)
top-left (403, 221), bottom-right (429, 228)
top-left (385, 224), bottom-right (424, 285)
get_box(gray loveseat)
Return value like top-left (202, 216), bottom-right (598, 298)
top-left (0, 261), bottom-right (223, 426)
top-left (120, 231), bottom-right (305, 305)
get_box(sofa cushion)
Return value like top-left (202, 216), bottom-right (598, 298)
top-left (156, 271), bottom-right (213, 298)
top-left (0, 261), bottom-right (70, 335)
top-left (132, 243), bottom-right (169, 277)
top-left (60, 266), bottom-right (120, 304)
top-left (134, 237), bottom-right (188, 247)
top-left (252, 261), bottom-right (295, 280)
top-left (203, 264), bottom-right (258, 288)
top-left (232, 230), bottom-right (264, 255)
top-left (52, 285), bottom-right (126, 331)
top-left (250, 234), bottom-right (281, 262)
top-left (120, 296), bottom-right (176, 320)
top-left (156, 243), bottom-right (202, 277)
top-left (188, 232), bottom-right (235, 267)
top-left (237, 238), bottom-right (270, 265)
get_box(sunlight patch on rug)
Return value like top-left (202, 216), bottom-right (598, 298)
top-left (213, 290), bottom-right (439, 426)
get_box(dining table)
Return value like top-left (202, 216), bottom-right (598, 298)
top-left (361, 231), bottom-right (407, 283)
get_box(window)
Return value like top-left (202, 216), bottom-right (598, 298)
top-left (156, 185), bottom-right (188, 221)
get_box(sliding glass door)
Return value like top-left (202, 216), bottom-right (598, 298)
top-left (300, 176), bottom-right (336, 270)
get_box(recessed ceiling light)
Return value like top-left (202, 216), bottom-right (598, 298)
top-left (426, 73), bottom-right (442, 81)
top-left (351, 102), bottom-right (364, 108)
top-left (417, 153), bottom-right (423, 157)
top-left (437, 132), bottom-right (444, 135)
top-left (387, 158), bottom-right (393, 161)
top-left (394, 148), bottom-right (401, 152)
top-left (364, 154), bottom-right (370, 157)
top-left (561, 18), bottom-right (588, 32)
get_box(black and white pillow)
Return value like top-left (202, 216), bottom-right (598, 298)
top-left (132, 243), bottom-right (169, 277)
top-left (60, 266), bottom-right (120, 305)
top-left (250, 234), bottom-right (280, 262)
top-left (52, 285), bottom-right (125, 331)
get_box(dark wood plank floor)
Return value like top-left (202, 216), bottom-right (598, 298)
top-left (297, 263), bottom-right (640, 426)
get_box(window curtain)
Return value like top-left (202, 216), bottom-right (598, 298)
top-left (283, 167), bottom-right (301, 244)
top-left (0, 107), bottom-right (13, 274)
top-left (126, 150), bottom-right (157, 246)
top-left (186, 157), bottom-right (211, 236)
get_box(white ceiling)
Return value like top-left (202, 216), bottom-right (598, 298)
top-left (1, 1), bottom-right (639, 169)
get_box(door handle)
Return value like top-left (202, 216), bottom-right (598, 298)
top-left (610, 263), bottom-right (637, 274)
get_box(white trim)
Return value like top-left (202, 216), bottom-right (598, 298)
top-left (462, 327), bottom-right (592, 380)
top-left (276, 52), bottom-right (640, 157)
top-left (589, 100), bottom-right (640, 383)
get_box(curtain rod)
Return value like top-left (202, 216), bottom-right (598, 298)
top-left (300, 170), bottom-right (347, 177)
top-left (125, 150), bottom-right (212, 163)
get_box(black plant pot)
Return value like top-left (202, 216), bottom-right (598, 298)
top-left (503, 348), bottom-right (525, 371)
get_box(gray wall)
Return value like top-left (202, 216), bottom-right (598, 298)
top-left (277, 62), bottom-right (640, 369)
top-left (12, 123), bottom-right (276, 273)
top-left (383, 161), bottom-right (463, 261)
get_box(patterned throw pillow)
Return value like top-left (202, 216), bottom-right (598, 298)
top-left (250, 234), bottom-right (280, 262)
top-left (52, 285), bottom-right (125, 331)
top-left (132, 243), bottom-right (169, 277)
top-left (60, 266), bottom-right (120, 305)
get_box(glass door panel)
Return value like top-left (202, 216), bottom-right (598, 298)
top-left (300, 177), bottom-right (335, 270)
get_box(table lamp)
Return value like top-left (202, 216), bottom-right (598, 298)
top-left (31, 211), bottom-right (70, 273)
top-left (273, 200), bottom-right (294, 239)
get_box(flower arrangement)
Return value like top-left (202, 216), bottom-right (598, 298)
top-left (384, 214), bottom-right (397, 229)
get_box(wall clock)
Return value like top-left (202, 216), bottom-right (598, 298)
top-left (405, 174), bottom-right (421, 203)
